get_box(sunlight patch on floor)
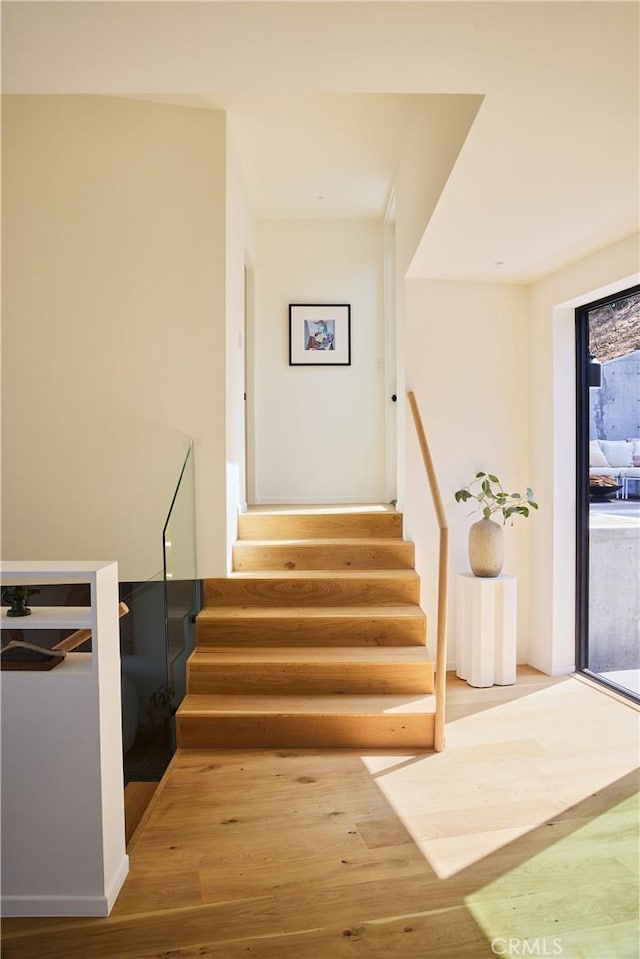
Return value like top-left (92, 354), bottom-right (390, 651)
top-left (601, 669), bottom-right (640, 696)
top-left (465, 793), bottom-right (639, 959)
top-left (360, 678), bottom-right (640, 880)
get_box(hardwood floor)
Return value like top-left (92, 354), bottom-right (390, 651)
top-left (2, 668), bottom-right (638, 959)
top-left (124, 782), bottom-right (159, 846)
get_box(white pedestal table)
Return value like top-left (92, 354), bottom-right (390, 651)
top-left (456, 573), bottom-right (517, 687)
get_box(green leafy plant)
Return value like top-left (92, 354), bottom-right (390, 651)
top-left (454, 472), bottom-right (538, 524)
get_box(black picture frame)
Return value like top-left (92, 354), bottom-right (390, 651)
top-left (289, 304), bottom-right (351, 366)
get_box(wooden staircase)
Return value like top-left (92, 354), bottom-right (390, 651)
top-left (176, 507), bottom-right (436, 749)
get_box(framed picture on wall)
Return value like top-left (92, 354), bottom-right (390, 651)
top-left (289, 304), bottom-right (351, 366)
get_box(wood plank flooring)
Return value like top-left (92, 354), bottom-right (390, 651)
top-left (124, 782), bottom-right (159, 846)
top-left (2, 668), bottom-right (638, 959)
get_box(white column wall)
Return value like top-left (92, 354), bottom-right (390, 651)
top-left (252, 219), bottom-right (386, 504)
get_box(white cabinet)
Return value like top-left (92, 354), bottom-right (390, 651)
top-left (1, 561), bottom-right (129, 916)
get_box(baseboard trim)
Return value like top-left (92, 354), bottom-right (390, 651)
top-left (526, 655), bottom-right (575, 677)
top-left (2, 855), bottom-right (129, 917)
top-left (2, 893), bottom-right (111, 918)
top-left (105, 854), bottom-right (130, 913)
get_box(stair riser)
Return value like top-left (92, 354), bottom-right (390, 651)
top-left (185, 507), bottom-right (434, 753)
top-left (177, 714), bottom-right (435, 749)
top-left (232, 542), bottom-right (415, 571)
top-left (187, 663), bottom-right (434, 696)
top-left (237, 513), bottom-right (403, 541)
top-left (196, 616), bottom-right (426, 647)
top-left (204, 577), bottom-right (420, 607)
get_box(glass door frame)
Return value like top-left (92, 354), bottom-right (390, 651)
top-left (575, 284), bottom-right (640, 701)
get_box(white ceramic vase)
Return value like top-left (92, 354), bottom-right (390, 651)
top-left (468, 517), bottom-right (504, 577)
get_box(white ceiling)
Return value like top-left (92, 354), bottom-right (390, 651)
top-left (226, 94), bottom-right (415, 221)
top-left (3, 1), bottom-right (639, 284)
top-left (127, 92), bottom-right (421, 220)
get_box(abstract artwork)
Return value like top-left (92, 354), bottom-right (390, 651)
top-left (289, 304), bottom-right (351, 366)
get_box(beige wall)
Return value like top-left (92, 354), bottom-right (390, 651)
top-left (395, 97), bottom-right (483, 280)
top-left (401, 235), bottom-right (639, 673)
top-left (252, 219), bottom-right (386, 503)
top-left (403, 279), bottom-right (530, 665)
top-left (2, 95), bottom-right (228, 580)
top-left (225, 135), bottom-right (256, 564)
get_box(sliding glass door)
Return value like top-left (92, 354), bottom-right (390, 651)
top-left (576, 286), bottom-right (640, 701)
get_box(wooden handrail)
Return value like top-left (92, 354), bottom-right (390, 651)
top-left (407, 391), bottom-right (449, 753)
top-left (52, 601), bottom-right (129, 653)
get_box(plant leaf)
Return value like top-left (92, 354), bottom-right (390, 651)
top-left (488, 474), bottom-right (499, 483)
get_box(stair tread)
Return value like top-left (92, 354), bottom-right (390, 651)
top-left (189, 647), bottom-right (430, 663)
top-left (178, 693), bottom-right (436, 715)
top-left (234, 538), bottom-right (409, 546)
top-left (197, 605), bottom-right (426, 619)
top-left (242, 505), bottom-right (400, 515)
top-left (221, 569), bottom-right (418, 581)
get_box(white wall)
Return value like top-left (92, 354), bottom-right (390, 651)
top-left (2, 96), bottom-right (228, 580)
top-left (392, 96), bottom-right (483, 511)
top-left (403, 280), bottom-right (530, 665)
top-left (391, 94), bottom-right (515, 669)
top-left (252, 219), bottom-right (386, 503)
top-left (527, 232), bottom-right (640, 675)
top-left (225, 135), bottom-right (256, 563)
